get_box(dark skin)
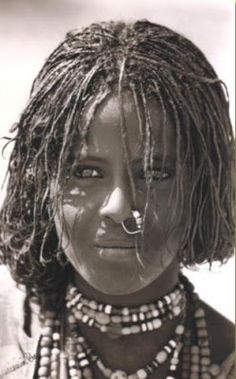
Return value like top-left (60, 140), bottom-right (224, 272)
top-left (53, 93), bottom-right (234, 378)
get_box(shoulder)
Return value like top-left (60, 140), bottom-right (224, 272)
top-left (200, 300), bottom-right (234, 364)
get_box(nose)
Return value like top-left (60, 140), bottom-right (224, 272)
top-left (99, 186), bottom-right (133, 224)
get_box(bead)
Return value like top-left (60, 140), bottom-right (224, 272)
top-left (112, 315), bottom-right (122, 323)
top-left (137, 369), bottom-right (147, 379)
top-left (68, 359), bottom-right (77, 367)
top-left (40, 356), bottom-right (50, 366)
top-left (87, 309), bottom-right (95, 318)
top-left (171, 357), bottom-right (179, 365)
top-left (191, 355), bottom-right (200, 364)
top-left (130, 325), bottom-right (141, 334)
top-left (176, 324), bottom-right (184, 335)
top-left (80, 358), bottom-right (89, 367)
top-left (111, 370), bottom-right (128, 379)
top-left (40, 347), bottom-right (51, 356)
top-left (122, 315), bottom-right (131, 323)
top-left (208, 364), bottom-right (221, 376)
top-left (190, 364), bottom-right (199, 373)
top-left (122, 327), bottom-right (131, 335)
top-left (198, 339), bottom-right (209, 347)
top-left (200, 347), bottom-right (210, 356)
top-left (122, 307), bottom-right (130, 315)
top-left (131, 314), bottom-right (138, 322)
top-left (141, 323), bottom-right (147, 332)
top-left (44, 318), bottom-right (54, 327)
top-left (77, 303), bottom-right (83, 310)
top-left (164, 295), bottom-right (171, 304)
top-left (156, 350), bottom-right (168, 363)
top-left (44, 310), bottom-right (56, 319)
top-left (191, 346), bottom-right (200, 354)
top-left (151, 309), bottom-right (159, 317)
top-left (89, 300), bottom-right (98, 310)
top-left (201, 357), bottom-right (211, 366)
top-left (169, 340), bottom-right (176, 348)
top-left (173, 306), bottom-right (181, 316)
top-left (164, 345), bottom-right (172, 354)
top-left (75, 311), bottom-right (82, 320)
top-left (152, 319), bottom-right (162, 329)
top-left (70, 368), bottom-right (79, 376)
top-left (194, 308), bottom-right (205, 318)
top-left (77, 352), bottom-right (86, 360)
top-left (147, 322), bottom-right (153, 331)
top-left (41, 336), bottom-right (52, 347)
top-left (82, 315), bottom-right (90, 323)
top-left (197, 329), bottom-right (208, 337)
top-left (38, 366), bottom-right (49, 376)
top-left (51, 361), bottom-right (59, 370)
top-left (88, 319), bottom-right (94, 327)
top-left (42, 327), bottom-right (53, 336)
top-left (76, 344), bottom-right (83, 353)
top-left (50, 370), bottom-right (58, 378)
top-left (51, 347), bottom-right (60, 356)
top-left (52, 332), bottom-right (60, 341)
top-left (100, 325), bottom-right (107, 333)
top-left (139, 313), bottom-right (145, 321)
top-left (104, 305), bottom-right (112, 314)
top-left (140, 305), bottom-right (149, 312)
top-left (196, 319), bottom-right (207, 328)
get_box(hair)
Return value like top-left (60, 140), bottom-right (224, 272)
top-left (0, 20), bottom-right (234, 311)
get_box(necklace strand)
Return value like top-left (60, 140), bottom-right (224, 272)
top-left (65, 282), bottom-right (185, 338)
top-left (36, 276), bottom-right (222, 379)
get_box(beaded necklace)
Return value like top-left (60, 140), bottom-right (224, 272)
top-left (65, 282), bottom-right (185, 338)
top-left (36, 275), bottom-right (222, 379)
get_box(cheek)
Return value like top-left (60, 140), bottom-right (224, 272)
top-left (142, 187), bottom-right (183, 250)
top-left (53, 198), bottom-right (93, 249)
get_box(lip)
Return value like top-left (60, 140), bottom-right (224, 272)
top-left (94, 240), bottom-right (136, 249)
top-left (93, 241), bottom-right (137, 262)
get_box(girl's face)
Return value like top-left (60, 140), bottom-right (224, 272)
top-left (52, 91), bottom-right (185, 295)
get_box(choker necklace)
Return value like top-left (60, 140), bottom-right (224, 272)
top-left (65, 282), bottom-right (186, 338)
top-left (36, 275), bottom-right (222, 379)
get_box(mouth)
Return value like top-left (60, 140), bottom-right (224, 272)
top-left (94, 239), bottom-right (136, 249)
top-left (94, 242), bottom-right (137, 262)
top-left (94, 244), bottom-right (136, 249)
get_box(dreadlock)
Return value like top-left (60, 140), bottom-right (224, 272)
top-left (0, 20), bottom-right (234, 312)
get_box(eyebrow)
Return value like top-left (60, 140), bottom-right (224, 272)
top-left (74, 154), bottom-right (176, 165)
top-left (133, 154), bottom-right (176, 165)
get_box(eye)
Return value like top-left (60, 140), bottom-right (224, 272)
top-left (140, 168), bottom-right (172, 181)
top-left (72, 166), bottom-right (103, 179)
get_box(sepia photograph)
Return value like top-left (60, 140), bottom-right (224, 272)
top-left (0, 1), bottom-right (234, 378)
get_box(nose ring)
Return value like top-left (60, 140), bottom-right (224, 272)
top-left (121, 210), bottom-right (143, 235)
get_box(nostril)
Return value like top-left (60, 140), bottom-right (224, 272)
top-left (99, 187), bottom-right (132, 223)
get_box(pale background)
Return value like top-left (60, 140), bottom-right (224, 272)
top-left (0, 0), bottom-right (234, 321)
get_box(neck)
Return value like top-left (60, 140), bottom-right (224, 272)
top-left (73, 258), bottom-right (179, 306)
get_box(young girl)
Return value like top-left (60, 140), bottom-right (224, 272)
top-left (0, 20), bottom-right (234, 379)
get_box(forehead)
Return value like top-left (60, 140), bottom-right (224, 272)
top-left (78, 90), bottom-right (176, 159)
